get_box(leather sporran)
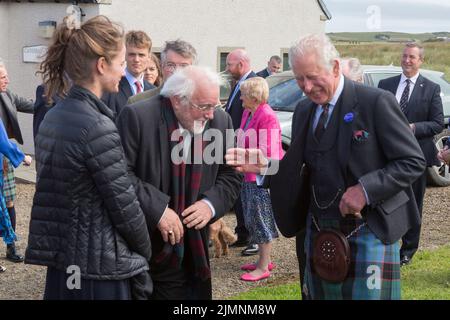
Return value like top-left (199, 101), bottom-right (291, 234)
top-left (312, 229), bottom-right (351, 283)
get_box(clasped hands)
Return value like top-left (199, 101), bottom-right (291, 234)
top-left (157, 201), bottom-right (213, 245)
top-left (225, 147), bottom-right (366, 218)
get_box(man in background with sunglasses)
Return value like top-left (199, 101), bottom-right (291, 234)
top-left (117, 66), bottom-right (242, 300)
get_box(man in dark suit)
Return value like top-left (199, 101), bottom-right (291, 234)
top-left (224, 49), bottom-right (258, 255)
top-left (102, 30), bottom-right (154, 117)
top-left (226, 34), bottom-right (426, 299)
top-left (0, 61), bottom-right (34, 262)
top-left (127, 39), bottom-right (197, 105)
top-left (378, 42), bottom-right (444, 266)
top-left (117, 66), bottom-right (242, 300)
top-left (256, 55), bottom-right (282, 79)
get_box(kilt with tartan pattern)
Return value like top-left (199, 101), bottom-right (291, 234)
top-left (3, 158), bottom-right (16, 203)
top-left (304, 210), bottom-right (401, 300)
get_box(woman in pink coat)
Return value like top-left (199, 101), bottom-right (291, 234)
top-left (237, 77), bottom-right (284, 281)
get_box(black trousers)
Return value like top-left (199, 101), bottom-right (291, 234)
top-left (234, 195), bottom-right (249, 241)
top-left (150, 263), bottom-right (212, 300)
top-left (296, 228), bottom-right (307, 300)
top-left (401, 171), bottom-right (427, 259)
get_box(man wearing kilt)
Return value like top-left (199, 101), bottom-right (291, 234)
top-left (226, 34), bottom-right (426, 299)
top-left (0, 60), bottom-right (34, 263)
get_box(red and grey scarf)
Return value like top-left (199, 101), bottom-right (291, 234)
top-left (155, 102), bottom-right (211, 281)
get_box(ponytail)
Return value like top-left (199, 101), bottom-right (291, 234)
top-left (38, 15), bottom-right (124, 103)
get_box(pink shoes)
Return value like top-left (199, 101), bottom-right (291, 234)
top-left (240, 271), bottom-right (271, 282)
top-left (240, 262), bottom-right (275, 271)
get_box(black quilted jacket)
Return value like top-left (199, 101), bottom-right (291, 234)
top-left (25, 86), bottom-right (151, 280)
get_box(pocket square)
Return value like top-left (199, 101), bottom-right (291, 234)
top-left (353, 130), bottom-right (369, 142)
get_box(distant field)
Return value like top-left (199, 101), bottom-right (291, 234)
top-left (334, 42), bottom-right (450, 81)
top-left (328, 31), bottom-right (450, 43)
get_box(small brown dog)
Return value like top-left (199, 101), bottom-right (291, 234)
top-left (209, 218), bottom-right (237, 258)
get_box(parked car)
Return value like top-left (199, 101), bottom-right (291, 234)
top-left (265, 66), bottom-right (450, 186)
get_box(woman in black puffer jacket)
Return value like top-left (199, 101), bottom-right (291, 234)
top-left (25, 15), bottom-right (152, 300)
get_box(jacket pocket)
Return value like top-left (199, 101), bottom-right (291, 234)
top-left (378, 190), bottom-right (409, 215)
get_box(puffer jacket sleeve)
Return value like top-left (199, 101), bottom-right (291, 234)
top-left (84, 117), bottom-right (151, 261)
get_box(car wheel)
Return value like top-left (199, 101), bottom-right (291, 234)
top-left (427, 129), bottom-right (450, 187)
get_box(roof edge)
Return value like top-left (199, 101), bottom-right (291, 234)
top-left (317, 0), bottom-right (332, 20)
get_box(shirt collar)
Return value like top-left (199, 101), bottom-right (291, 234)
top-left (401, 72), bottom-right (419, 85)
top-left (238, 70), bottom-right (252, 84)
top-left (326, 73), bottom-right (345, 107)
top-left (125, 68), bottom-right (144, 87)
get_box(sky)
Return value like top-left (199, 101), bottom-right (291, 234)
top-left (324, 0), bottom-right (450, 33)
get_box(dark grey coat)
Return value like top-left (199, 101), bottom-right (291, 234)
top-left (25, 86), bottom-right (151, 280)
top-left (270, 78), bottom-right (426, 244)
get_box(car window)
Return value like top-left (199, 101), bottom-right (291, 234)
top-left (366, 72), bottom-right (401, 87)
top-left (423, 72), bottom-right (450, 96)
top-left (268, 79), bottom-right (303, 112)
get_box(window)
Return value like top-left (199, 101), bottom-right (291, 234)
top-left (217, 47), bottom-right (242, 101)
top-left (281, 49), bottom-right (290, 71)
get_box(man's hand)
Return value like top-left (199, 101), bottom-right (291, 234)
top-left (157, 207), bottom-right (184, 245)
top-left (437, 146), bottom-right (450, 165)
top-left (181, 201), bottom-right (213, 230)
top-left (339, 184), bottom-right (366, 219)
top-left (225, 148), bottom-right (268, 174)
top-left (23, 155), bottom-right (32, 166)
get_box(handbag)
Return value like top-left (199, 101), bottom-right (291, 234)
top-left (312, 229), bottom-right (351, 283)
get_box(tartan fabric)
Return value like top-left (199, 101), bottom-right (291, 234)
top-left (0, 184), bottom-right (16, 245)
top-left (304, 211), bottom-right (401, 300)
top-left (154, 104), bottom-right (211, 281)
top-left (2, 158), bottom-right (16, 202)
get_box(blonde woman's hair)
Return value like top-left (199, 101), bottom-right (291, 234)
top-left (240, 77), bottom-right (269, 104)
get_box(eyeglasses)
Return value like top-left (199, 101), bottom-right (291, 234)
top-left (164, 62), bottom-right (190, 71)
top-left (187, 100), bottom-right (224, 112)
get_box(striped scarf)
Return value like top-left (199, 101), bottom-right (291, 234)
top-left (155, 100), bottom-right (211, 281)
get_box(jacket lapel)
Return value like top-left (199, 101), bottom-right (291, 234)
top-left (337, 78), bottom-right (359, 180)
top-left (0, 91), bottom-right (15, 116)
top-left (159, 98), bottom-right (171, 193)
top-left (405, 74), bottom-right (424, 117)
top-left (120, 77), bottom-right (133, 100)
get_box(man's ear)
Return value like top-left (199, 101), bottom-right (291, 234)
top-left (333, 59), bottom-right (340, 77)
top-left (96, 57), bottom-right (107, 75)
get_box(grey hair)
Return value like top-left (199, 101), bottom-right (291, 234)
top-left (269, 55), bottom-right (282, 64)
top-left (405, 42), bottom-right (424, 60)
top-left (160, 65), bottom-right (222, 100)
top-left (161, 39), bottom-right (198, 64)
top-left (289, 34), bottom-right (340, 71)
top-left (341, 57), bottom-right (363, 82)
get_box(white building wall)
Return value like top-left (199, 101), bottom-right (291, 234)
top-left (1, 0), bottom-right (327, 154)
top-left (0, 3), bottom-right (10, 64)
top-left (100, 0), bottom-right (326, 71)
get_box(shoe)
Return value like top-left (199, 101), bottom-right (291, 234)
top-left (240, 271), bottom-right (270, 282)
top-left (6, 244), bottom-right (24, 263)
top-left (241, 244), bottom-right (259, 256)
top-left (400, 255), bottom-right (411, 267)
top-left (0, 265), bottom-right (6, 273)
top-left (241, 262), bottom-right (275, 271)
top-left (230, 238), bottom-right (249, 248)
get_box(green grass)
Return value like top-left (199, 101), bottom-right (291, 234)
top-left (334, 42), bottom-right (450, 81)
top-left (229, 246), bottom-right (450, 300)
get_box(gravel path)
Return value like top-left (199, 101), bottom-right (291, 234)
top-left (0, 183), bottom-right (448, 300)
